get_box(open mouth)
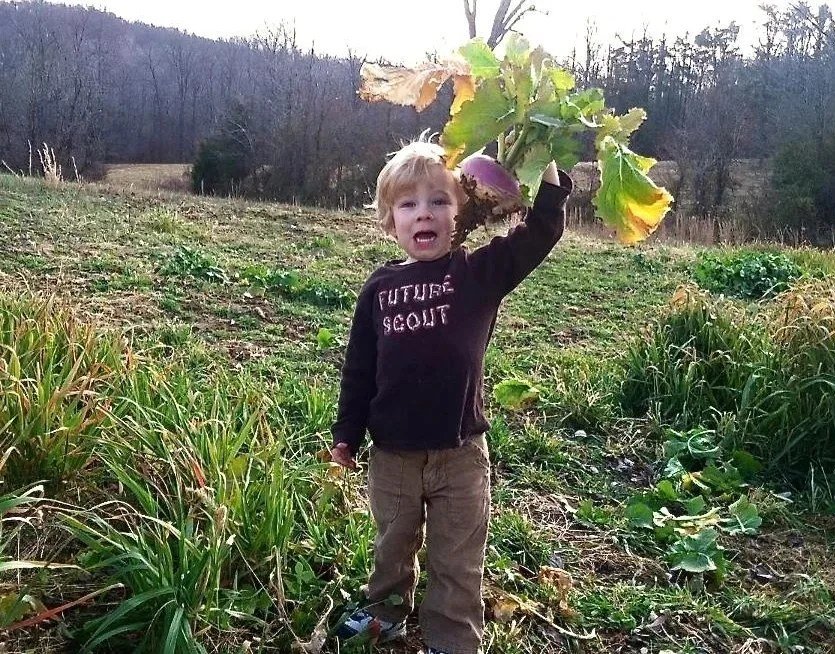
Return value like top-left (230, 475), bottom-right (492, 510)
top-left (413, 231), bottom-right (438, 246)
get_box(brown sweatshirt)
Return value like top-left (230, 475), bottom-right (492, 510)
top-left (332, 172), bottom-right (573, 454)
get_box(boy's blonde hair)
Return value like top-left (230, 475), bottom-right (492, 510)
top-left (374, 139), bottom-right (461, 236)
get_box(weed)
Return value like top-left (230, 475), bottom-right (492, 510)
top-left (159, 246), bottom-right (228, 283)
top-left (620, 284), bottom-right (835, 483)
top-left (694, 248), bottom-right (802, 299)
top-left (146, 207), bottom-right (181, 234)
top-left (0, 295), bottom-right (125, 488)
top-left (241, 263), bottom-right (352, 308)
top-left (489, 511), bottom-right (554, 571)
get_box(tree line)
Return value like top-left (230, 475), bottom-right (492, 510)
top-left (0, 1), bottom-right (833, 236)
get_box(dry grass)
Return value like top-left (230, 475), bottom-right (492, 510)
top-left (102, 163), bottom-right (191, 193)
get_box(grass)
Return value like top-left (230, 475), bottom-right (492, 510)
top-left (0, 172), bottom-right (833, 653)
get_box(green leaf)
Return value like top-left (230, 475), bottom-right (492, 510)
top-left (459, 39), bottom-right (501, 79)
top-left (684, 495), bottom-right (707, 516)
top-left (732, 450), bottom-right (762, 480)
top-left (667, 528), bottom-right (725, 578)
top-left (442, 78), bottom-right (515, 167)
top-left (701, 463), bottom-right (745, 494)
top-left (594, 108), bottom-right (646, 148)
top-left (563, 88), bottom-right (606, 127)
top-left (515, 142), bottom-right (552, 204)
top-left (662, 456), bottom-right (685, 479)
top-left (722, 496), bottom-right (762, 535)
top-left (593, 136), bottom-right (673, 244)
top-left (0, 593), bottom-right (39, 628)
top-left (663, 438), bottom-right (688, 460)
top-left (493, 379), bottom-right (540, 411)
top-left (655, 479), bottom-right (679, 501)
top-left (385, 593), bottom-right (404, 606)
top-left (502, 34), bottom-right (532, 67)
top-left (163, 605), bottom-right (185, 654)
top-left (654, 523), bottom-right (676, 544)
top-left (625, 501), bottom-right (654, 529)
top-left (670, 551), bottom-right (716, 573)
top-left (530, 114), bottom-right (563, 128)
top-left (316, 327), bottom-right (334, 349)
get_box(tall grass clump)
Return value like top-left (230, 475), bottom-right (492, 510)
top-left (620, 283), bottom-right (835, 484)
top-left (0, 295), bottom-right (128, 488)
top-left (64, 366), bottom-right (372, 651)
top-left (620, 286), bottom-right (766, 427)
top-left (761, 281), bottom-right (835, 474)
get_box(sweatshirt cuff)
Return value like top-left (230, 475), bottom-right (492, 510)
top-left (533, 170), bottom-right (573, 214)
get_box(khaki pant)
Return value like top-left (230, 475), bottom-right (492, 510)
top-left (366, 435), bottom-right (490, 654)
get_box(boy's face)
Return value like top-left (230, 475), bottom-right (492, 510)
top-left (390, 167), bottom-right (459, 264)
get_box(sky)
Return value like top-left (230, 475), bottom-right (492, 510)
top-left (45, 0), bottom-right (813, 63)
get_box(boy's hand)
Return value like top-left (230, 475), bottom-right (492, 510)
top-left (330, 442), bottom-right (357, 469)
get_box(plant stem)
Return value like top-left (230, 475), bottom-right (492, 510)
top-left (503, 123), bottom-right (531, 171)
top-left (497, 130), bottom-right (506, 162)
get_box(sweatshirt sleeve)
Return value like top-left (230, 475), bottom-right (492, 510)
top-left (467, 170), bottom-right (573, 300)
top-left (331, 280), bottom-right (378, 455)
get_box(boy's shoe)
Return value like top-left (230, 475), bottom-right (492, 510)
top-left (334, 608), bottom-right (406, 643)
top-left (423, 648), bottom-right (450, 654)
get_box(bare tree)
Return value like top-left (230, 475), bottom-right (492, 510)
top-left (464, 1), bottom-right (477, 39)
top-left (462, 0), bottom-right (536, 47)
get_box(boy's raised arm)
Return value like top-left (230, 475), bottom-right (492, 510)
top-left (467, 162), bottom-right (573, 299)
top-left (331, 281), bottom-right (378, 461)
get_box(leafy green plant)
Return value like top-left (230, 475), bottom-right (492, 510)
top-left (666, 528), bottom-right (726, 581)
top-left (315, 327), bottom-right (335, 349)
top-left (493, 378), bottom-right (540, 410)
top-left (159, 246), bottom-right (228, 283)
top-left (241, 264), bottom-right (352, 308)
top-left (694, 249), bottom-right (802, 299)
top-left (359, 35), bottom-right (672, 244)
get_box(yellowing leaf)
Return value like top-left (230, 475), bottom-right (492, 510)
top-left (451, 75), bottom-right (476, 115)
top-left (593, 136), bottom-right (673, 244)
top-left (550, 68), bottom-right (575, 92)
top-left (537, 567), bottom-right (579, 620)
top-left (442, 77), bottom-right (515, 167)
top-left (326, 462), bottom-right (345, 479)
top-left (359, 59), bottom-right (472, 113)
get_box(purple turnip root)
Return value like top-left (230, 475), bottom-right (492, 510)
top-left (452, 153), bottom-right (525, 248)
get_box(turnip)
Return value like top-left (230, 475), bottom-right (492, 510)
top-left (359, 36), bottom-right (674, 245)
top-left (454, 153), bottom-right (523, 246)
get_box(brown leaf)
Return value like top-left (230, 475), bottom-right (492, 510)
top-left (538, 566), bottom-right (578, 619)
top-left (490, 593), bottom-right (520, 623)
top-left (538, 566), bottom-right (572, 595)
top-left (359, 59), bottom-right (472, 113)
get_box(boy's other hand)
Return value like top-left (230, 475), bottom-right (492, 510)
top-left (330, 442), bottom-right (357, 469)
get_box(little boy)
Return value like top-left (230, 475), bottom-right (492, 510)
top-left (331, 139), bottom-right (572, 654)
